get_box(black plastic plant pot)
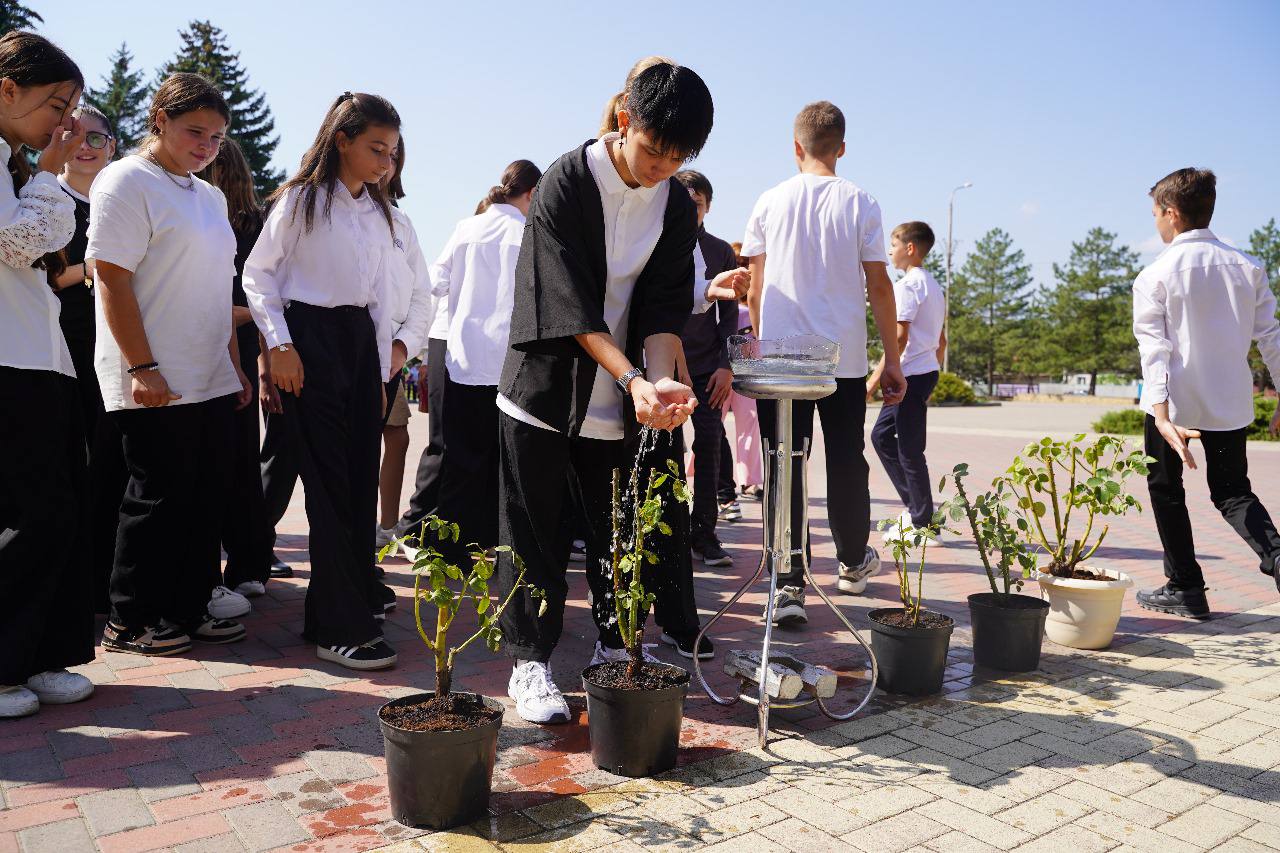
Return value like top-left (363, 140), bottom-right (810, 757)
top-left (868, 608), bottom-right (955, 696)
top-left (967, 592), bottom-right (1049, 672)
top-left (378, 692), bottom-right (503, 829)
top-left (581, 661), bottom-right (689, 778)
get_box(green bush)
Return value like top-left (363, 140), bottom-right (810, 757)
top-left (1093, 397), bottom-right (1277, 441)
top-left (1249, 395), bottom-right (1278, 442)
top-left (930, 372), bottom-right (977, 405)
top-left (1092, 409), bottom-right (1145, 435)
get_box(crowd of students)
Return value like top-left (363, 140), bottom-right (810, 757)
top-left (2, 32), bottom-right (1279, 723)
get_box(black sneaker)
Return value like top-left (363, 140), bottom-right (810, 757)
top-left (269, 554), bottom-right (293, 579)
top-left (660, 630), bottom-right (715, 660)
top-left (317, 640), bottom-right (398, 671)
top-left (373, 582), bottom-right (397, 619)
top-left (691, 535), bottom-right (733, 567)
top-left (183, 614), bottom-right (247, 644)
top-left (102, 622), bottom-right (192, 656)
top-left (1263, 554), bottom-right (1280, 593)
top-left (718, 500), bottom-right (743, 522)
top-left (765, 585), bottom-right (807, 626)
top-left (1137, 585), bottom-right (1211, 620)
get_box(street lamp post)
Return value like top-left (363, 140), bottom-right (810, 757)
top-left (943, 181), bottom-right (973, 376)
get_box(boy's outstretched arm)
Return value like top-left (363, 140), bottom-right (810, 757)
top-left (865, 261), bottom-right (906, 405)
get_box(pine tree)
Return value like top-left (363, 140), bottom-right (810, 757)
top-left (948, 228), bottom-right (1033, 393)
top-left (1039, 228), bottom-right (1141, 394)
top-left (85, 43), bottom-right (148, 154)
top-left (0, 0), bottom-right (42, 34)
top-left (157, 20), bottom-right (283, 194)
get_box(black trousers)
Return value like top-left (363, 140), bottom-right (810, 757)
top-left (0, 368), bottom-right (94, 685)
top-left (435, 379), bottom-right (500, 563)
top-left (656, 429), bottom-right (704, 637)
top-left (260, 406), bottom-right (297, 552)
top-left (109, 395), bottom-right (234, 629)
top-left (280, 303), bottom-right (384, 648)
top-left (90, 413), bottom-right (128, 613)
top-left (871, 370), bottom-right (939, 528)
top-left (497, 414), bottom-right (695, 661)
top-left (223, 366), bottom-right (273, 588)
top-left (1145, 415), bottom-right (1280, 591)
top-left (758, 377), bottom-right (871, 587)
top-left (394, 337), bottom-right (449, 540)
top-left (688, 370), bottom-right (727, 539)
top-left (717, 432), bottom-right (736, 503)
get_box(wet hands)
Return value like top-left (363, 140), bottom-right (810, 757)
top-left (631, 376), bottom-right (697, 431)
top-left (705, 267), bottom-right (749, 302)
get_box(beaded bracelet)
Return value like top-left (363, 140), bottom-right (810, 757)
top-left (126, 361), bottom-right (159, 375)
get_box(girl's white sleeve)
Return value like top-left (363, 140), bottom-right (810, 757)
top-left (243, 188), bottom-right (300, 348)
top-left (0, 171), bottom-right (75, 270)
top-left (393, 217), bottom-right (433, 359)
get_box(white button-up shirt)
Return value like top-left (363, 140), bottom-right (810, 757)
top-left (1133, 228), bottom-right (1280, 431)
top-left (383, 206), bottom-right (433, 361)
top-left (0, 139), bottom-right (76, 377)
top-left (243, 183), bottom-right (398, 377)
top-left (434, 203), bottom-right (524, 387)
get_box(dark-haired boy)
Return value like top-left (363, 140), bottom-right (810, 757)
top-left (1133, 167), bottom-right (1280, 619)
top-left (868, 221), bottom-right (946, 547)
top-left (742, 100), bottom-right (906, 625)
top-left (495, 63), bottom-right (713, 722)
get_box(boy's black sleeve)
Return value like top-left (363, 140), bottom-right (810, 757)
top-left (507, 149), bottom-right (607, 356)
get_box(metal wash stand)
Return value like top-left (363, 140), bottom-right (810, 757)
top-left (693, 335), bottom-right (879, 748)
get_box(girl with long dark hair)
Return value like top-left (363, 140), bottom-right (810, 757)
top-left (199, 137), bottom-right (275, 598)
top-left (244, 92), bottom-right (406, 670)
top-left (90, 72), bottom-right (252, 657)
top-left (0, 30), bottom-right (94, 718)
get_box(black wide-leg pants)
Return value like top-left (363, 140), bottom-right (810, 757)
top-left (758, 377), bottom-right (871, 587)
top-left (109, 395), bottom-right (234, 630)
top-left (1145, 414), bottom-right (1280, 591)
top-left (435, 379), bottom-right (500, 563)
top-left (0, 368), bottom-right (94, 685)
top-left (279, 303), bottom-right (383, 648)
top-left (223, 359), bottom-right (273, 588)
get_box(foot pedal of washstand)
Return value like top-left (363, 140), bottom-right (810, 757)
top-left (724, 651), bottom-right (837, 700)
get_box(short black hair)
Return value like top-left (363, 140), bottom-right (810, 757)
top-left (674, 169), bottom-right (713, 205)
top-left (626, 63), bottom-right (714, 160)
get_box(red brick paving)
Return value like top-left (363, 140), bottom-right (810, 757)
top-left (1, 410), bottom-right (1278, 851)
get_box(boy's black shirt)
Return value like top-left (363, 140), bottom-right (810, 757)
top-left (499, 140), bottom-right (697, 441)
top-left (680, 227), bottom-right (738, 377)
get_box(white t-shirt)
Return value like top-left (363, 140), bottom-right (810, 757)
top-left (741, 173), bottom-right (887, 378)
top-left (895, 266), bottom-right (944, 376)
top-left (87, 155), bottom-right (239, 412)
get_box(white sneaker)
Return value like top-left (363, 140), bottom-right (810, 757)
top-left (233, 580), bottom-right (266, 597)
top-left (766, 586), bottom-right (808, 625)
top-left (25, 670), bottom-right (94, 704)
top-left (208, 585), bottom-right (251, 619)
top-left (375, 525), bottom-right (396, 550)
top-left (588, 641), bottom-right (660, 667)
top-left (508, 660), bottom-right (571, 724)
top-left (837, 546), bottom-right (882, 595)
top-left (880, 511), bottom-right (912, 544)
top-left (0, 685), bottom-right (40, 718)
top-left (400, 539), bottom-right (422, 563)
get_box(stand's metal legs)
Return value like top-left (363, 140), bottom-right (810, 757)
top-left (692, 396), bottom-right (878, 748)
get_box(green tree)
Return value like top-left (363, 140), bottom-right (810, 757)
top-left (0, 0), bottom-right (42, 34)
top-left (948, 228), bottom-right (1033, 393)
top-left (1039, 228), bottom-right (1141, 394)
top-left (85, 43), bottom-right (148, 154)
top-left (158, 20), bottom-right (283, 194)
top-left (1247, 218), bottom-right (1280, 389)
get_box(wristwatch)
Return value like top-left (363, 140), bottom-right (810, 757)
top-left (616, 367), bottom-right (644, 394)
top-left (274, 344), bottom-right (292, 353)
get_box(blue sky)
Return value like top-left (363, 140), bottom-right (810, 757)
top-left (42, 0), bottom-right (1280, 284)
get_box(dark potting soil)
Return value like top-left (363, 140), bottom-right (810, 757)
top-left (378, 693), bottom-right (502, 733)
top-left (1048, 566), bottom-right (1109, 581)
top-left (872, 609), bottom-right (953, 630)
top-left (585, 661), bottom-right (688, 691)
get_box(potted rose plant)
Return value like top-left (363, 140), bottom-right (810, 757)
top-left (1003, 434), bottom-right (1153, 649)
top-left (940, 464), bottom-right (1048, 672)
top-left (582, 458), bottom-right (692, 778)
top-left (377, 518), bottom-right (543, 829)
top-left (868, 517), bottom-right (954, 695)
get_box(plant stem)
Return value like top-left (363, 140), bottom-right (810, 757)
top-left (955, 476), bottom-right (1000, 598)
top-left (434, 593), bottom-right (449, 698)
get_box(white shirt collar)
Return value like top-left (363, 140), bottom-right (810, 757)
top-left (1171, 228), bottom-right (1217, 245)
top-left (588, 132), bottom-right (659, 200)
top-left (57, 173), bottom-right (90, 204)
top-left (488, 202), bottom-right (526, 224)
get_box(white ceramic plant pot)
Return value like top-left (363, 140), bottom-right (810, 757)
top-left (1034, 566), bottom-right (1133, 650)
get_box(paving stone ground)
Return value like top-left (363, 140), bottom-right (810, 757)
top-left (3, 402), bottom-right (1279, 852)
